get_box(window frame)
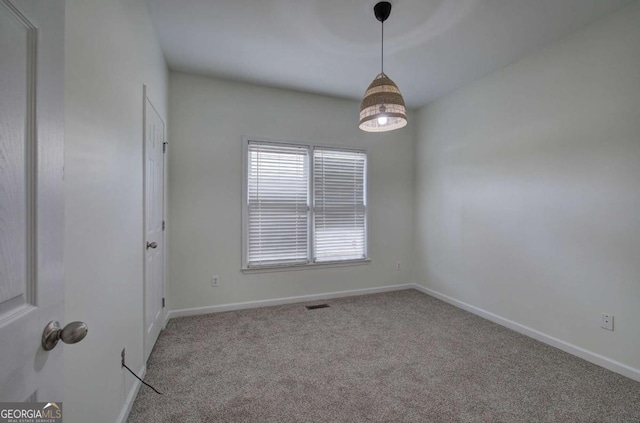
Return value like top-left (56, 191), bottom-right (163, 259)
top-left (241, 136), bottom-right (370, 272)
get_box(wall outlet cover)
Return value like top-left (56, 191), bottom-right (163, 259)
top-left (601, 313), bottom-right (614, 331)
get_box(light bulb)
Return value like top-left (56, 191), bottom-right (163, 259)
top-left (377, 116), bottom-right (388, 125)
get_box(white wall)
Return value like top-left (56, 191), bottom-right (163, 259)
top-left (64, 0), bottom-right (168, 421)
top-left (167, 73), bottom-right (414, 310)
top-left (414, 1), bottom-right (640, 375)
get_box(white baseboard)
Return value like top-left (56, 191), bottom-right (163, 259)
top-left (116, 365), bottom-right (147, 423)
top-left (167, 283), bottom-right (415, 320)
top-left (413, 284), bottom-right (640, 383)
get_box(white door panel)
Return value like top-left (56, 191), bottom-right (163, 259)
top-left (144, 89), bottom-right (165, 361)
top-left (0, 0), bottom-right (65, 401)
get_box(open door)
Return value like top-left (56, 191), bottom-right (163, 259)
top-left (0, 0), bottom-right (82, 404)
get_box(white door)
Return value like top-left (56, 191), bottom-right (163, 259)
top-left (0, 0), bottom-right (66, 402)
top-left (143, 88), bottom-right (165, 361)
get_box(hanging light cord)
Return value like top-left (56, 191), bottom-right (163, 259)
top-left (381, 19), bottom-right (384, 74)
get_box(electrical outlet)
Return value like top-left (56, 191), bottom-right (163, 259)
top-left (396, 261), bottom-right (401, 271)
top-left (601, 313), bottom-right (614, 331)
top-left (212, 275), bottom-right (219, 287)
top-left (121, 348), bottom-right (126, 367)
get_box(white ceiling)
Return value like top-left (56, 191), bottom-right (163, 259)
top-left (145, 0), bottom-right (632, 108)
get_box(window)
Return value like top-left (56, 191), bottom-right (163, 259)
top-left (243, 139), bottom-right (368, 269)
top-left (246, 142), bottom-right (309, 266)
top-left (313, 148), bottom-right (366, 262)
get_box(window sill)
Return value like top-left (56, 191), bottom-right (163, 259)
top-left (242, 258), bottom-right (371, 274)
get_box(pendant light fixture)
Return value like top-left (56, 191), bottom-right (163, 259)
top-left (359, 1), bottom-right (407, 132)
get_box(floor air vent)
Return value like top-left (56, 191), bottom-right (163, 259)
top-left (306, 304), bottom-right (330, 310)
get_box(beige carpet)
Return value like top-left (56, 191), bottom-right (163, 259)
top-left (128, 290), bottom-right (640, 422)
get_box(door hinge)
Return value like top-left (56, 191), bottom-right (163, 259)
top-left (162, 297), bottom-right (165, 308)
top-left (163, 142), bottom-right (168, 153)
top-left (162, 220), bottom-right (165, 231)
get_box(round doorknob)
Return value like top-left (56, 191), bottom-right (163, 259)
top-left (147, 241), bottom-right (158, 249)
top-left (42, 321), bottom-right (88, 351)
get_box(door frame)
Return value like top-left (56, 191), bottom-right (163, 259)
top-left (142, 84), bottom-right (167, 361)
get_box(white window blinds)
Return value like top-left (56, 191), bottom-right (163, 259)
top-left (313, 148), bottom-right (367, 262)
top-left (247, 142), bottom-right (309, 267)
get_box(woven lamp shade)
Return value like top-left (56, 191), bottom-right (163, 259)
top-left (359, 72), bottom-right (407, 132)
